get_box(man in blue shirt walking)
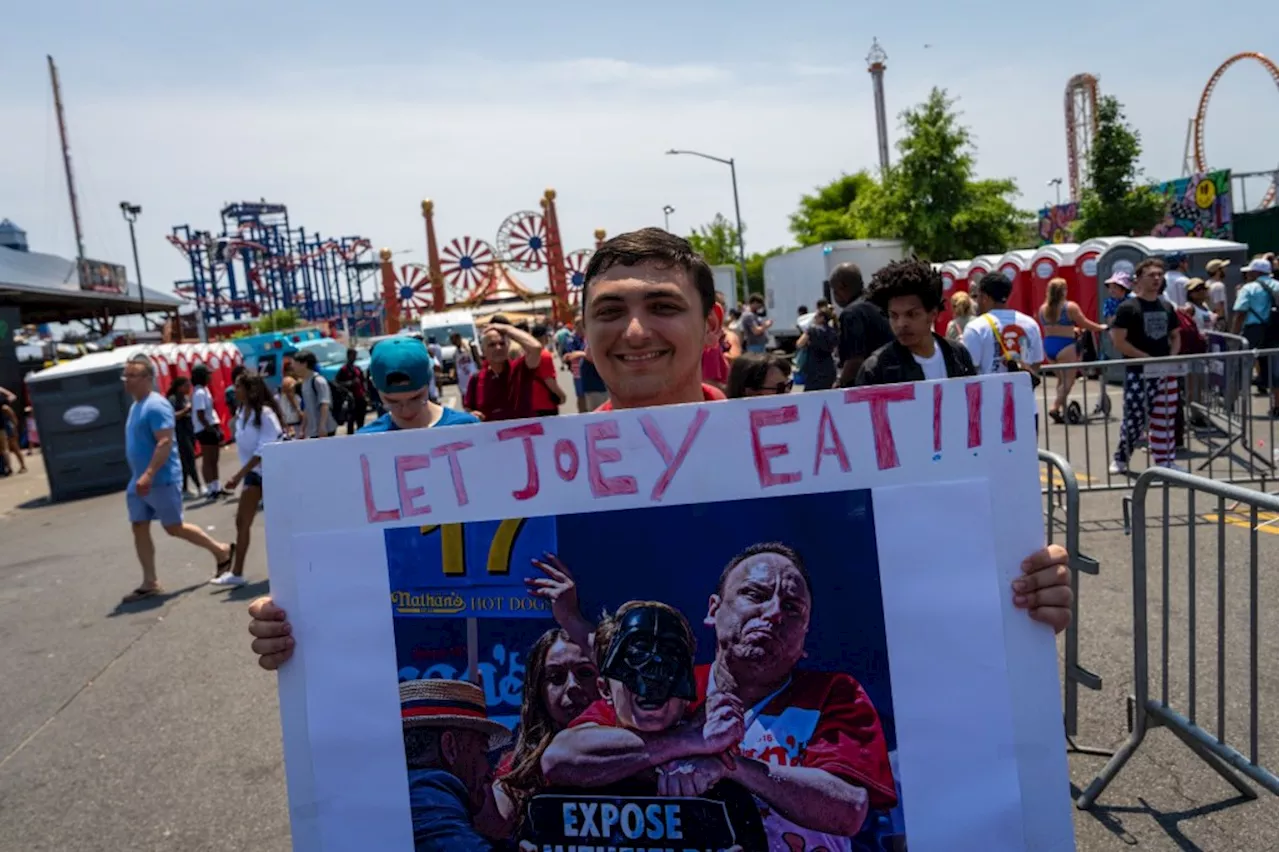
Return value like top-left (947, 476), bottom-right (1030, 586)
top-left (122, 356), bottom-right (233, 603)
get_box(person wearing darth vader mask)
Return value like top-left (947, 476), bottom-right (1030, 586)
top-left (537, 601), bottom-right (764, 851)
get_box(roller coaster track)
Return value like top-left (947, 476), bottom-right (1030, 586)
top-left (1194, 52), bottom-right (1279, 210)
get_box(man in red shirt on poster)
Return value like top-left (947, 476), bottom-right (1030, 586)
top-left (463, 317), bottom-right (545, 422)
top-left (539, 543), bottom-right (896, 851)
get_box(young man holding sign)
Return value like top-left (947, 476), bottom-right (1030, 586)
top-left (247, 229), bottom-right (1071, 676)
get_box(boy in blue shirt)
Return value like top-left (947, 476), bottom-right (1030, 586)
top-left (359, 338), bottom-right (479, 433)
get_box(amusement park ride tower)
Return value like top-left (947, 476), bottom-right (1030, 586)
top-left (867, 39), bottom-right (891, 174)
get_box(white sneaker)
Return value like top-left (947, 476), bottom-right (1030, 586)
top-left (209, 572), bottom-right (231, 585)
top-left (1109, 460), bottom-right (1128, 475)
top-left (221, 573), bottom-right (247, 587)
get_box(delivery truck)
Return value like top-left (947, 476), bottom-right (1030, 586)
top-left (763, 239), bottom-right (907, 351)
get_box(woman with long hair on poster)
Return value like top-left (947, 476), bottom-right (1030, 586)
top-left (214, 373), bottom-right (283, 586)
top-left (472, 556), bottom-right (600, 843)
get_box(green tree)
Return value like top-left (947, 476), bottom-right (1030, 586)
top-left (788, 171), bottom-right (880, 246)
top-left (687, 213), bottom-right (740, 267)
top-left (688, 214), bottom-right (783, 299)
top-left (1073, 96), bottom-right (1166, 240)
top-left (790, 89), bottom-right (1032, 260)
top-left (255, 308), bottom-right (300, 334)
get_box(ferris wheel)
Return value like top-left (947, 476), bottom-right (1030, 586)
top-left (439, 236), bottom-right (496, 303)
top-left (495, 211), bottom-right (548, 272)
top-left (396, 264), bottom-right (434, 317)
top-left (563, 249), bottom-right (593, 305)
top-left (1193, 52), bottom-right (1279, 209)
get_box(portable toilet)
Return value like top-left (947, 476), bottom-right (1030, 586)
top-left (937, 260), bottom-right (972, 334)
top-left (24, 345), bottom-right (149, 502)
top-left (995, 249), bottom-right (1038, 315)
top-left (966, 254), bottom-right (1003, 292)
top-left (1029, 244), bottom-right (1088, 322)
top-left (1095, 236), bottom-right (1250, 316)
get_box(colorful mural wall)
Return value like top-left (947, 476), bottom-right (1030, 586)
top-left (1152, 169), bottom-right (1233, 239)
top-left (1037, 202), bottom-right (1079, 244)
top-left (1036, 169), bottom-right (1234, 245)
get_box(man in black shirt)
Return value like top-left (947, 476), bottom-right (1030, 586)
top-left (165, 375), bottom-right (201, 496)
top-left (855, 260), bottom-right (977, 385)
top-left (831, 262), bottom-right (894, 387)
top-left (1110, 257), bottom-right (1181, 474)
top-left (335, 347), bottom-right (369, 434)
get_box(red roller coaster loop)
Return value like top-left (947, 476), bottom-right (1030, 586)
top-left (1193, 52), bottom-right (1279, 210)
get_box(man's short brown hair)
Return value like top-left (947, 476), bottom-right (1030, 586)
top-left (1134, 257), bottom-right (1166, 278)
top-left (582, 228), bottom-right (716, 319)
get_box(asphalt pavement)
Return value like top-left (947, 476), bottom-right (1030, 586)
top-left (0, 367), bottom-right (1275, 852)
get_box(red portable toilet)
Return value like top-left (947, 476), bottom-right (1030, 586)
top-left (995, 249), bottom-right (1038, 315)
top-left (966, 254), bottom-right (1002, 293)
top-left (937, 260), bottom-right (972, 334)
top-left (1074, 237), bottom-right (1123, 324)
top-left (1029, 243), bottom-right (1090, 322)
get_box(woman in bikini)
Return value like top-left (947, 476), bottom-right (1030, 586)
top-left (1039, 277), bottom-right (1108, 423)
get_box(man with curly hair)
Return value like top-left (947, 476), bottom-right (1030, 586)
top-left (855, 259), bottom-right (978, 385)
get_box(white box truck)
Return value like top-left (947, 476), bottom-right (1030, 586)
top-left (711, 265), bottom-right (739, 312)
top-left (763, 239), bottom-right (907, 350)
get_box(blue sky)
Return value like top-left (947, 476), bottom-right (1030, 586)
top-left (4, 0), bottom-right (1278, 307)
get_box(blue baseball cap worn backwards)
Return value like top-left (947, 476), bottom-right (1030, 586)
top-left (370, 338), bottom-right (433, 394)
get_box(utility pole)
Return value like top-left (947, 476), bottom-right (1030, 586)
top-left (48, 55), bottom-right (87, 279)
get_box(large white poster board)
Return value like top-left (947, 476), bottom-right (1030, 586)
top-left (263, 374), bottom-right (1074, 852)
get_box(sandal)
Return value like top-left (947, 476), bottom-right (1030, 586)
top-left (122, 586), bottom-right (163, 603)
top-left (1049, 409), bottom-right (1064, 424)
top-left (214, 543), bottom-right (237, 577)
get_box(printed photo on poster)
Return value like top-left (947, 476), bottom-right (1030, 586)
top-left (386, 491), bottom-right (904, 852)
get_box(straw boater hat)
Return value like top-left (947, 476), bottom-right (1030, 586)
top-left (399, 679), bottom-right (512, 750)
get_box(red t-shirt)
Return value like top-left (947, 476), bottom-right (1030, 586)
top-left (464, 358), bottom-right (535, 422)
top-left (568, 665), bottom-right (896, 812)
top-left (701, 345), bottom-right (730, 384)
top-left (528, 349), bottom-right (560, 414)
top-left (594, 384), bottom-right (726, 412)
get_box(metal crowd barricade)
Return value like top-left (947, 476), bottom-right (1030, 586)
top-left (1038, 347), bottom-right (1278, 492)
top-left (1077, 467), bottom-right (1279, 809)
top-left (1038, 449), bottom-right (1105, 752)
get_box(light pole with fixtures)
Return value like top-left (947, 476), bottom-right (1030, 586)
top-left (119, 202), bottom-right (146, 330)
top-left (662, 205), bottom-right (675, 232)
top-left (1047, 177), bottom-right (1063, 206)
top-left (665, 149), bottom-right (750, 297)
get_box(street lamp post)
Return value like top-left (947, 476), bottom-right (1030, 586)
top-left (665, 149), bottom-right (750, 297)
top-left (1047, 177), bottom-right (1063, 206)
top-left (119, 202), bottom-right (146, 330)
top-left (662, 205), bottom-right (675, 232)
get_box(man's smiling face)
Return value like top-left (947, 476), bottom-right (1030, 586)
top-left (583, 260), bottom-right (718, 408)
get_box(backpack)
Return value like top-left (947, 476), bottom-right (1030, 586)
top-left (1258, 280), bottom-right (1279, 348)
top-left (1175, 308), bottom-right (1206, 354)
top-left (311, 375), bottom-right (350, 423)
